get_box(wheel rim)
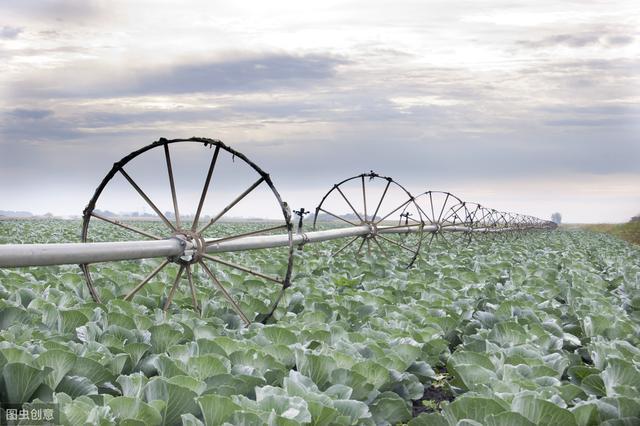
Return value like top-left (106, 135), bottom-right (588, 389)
top-left (313, 171), bottom-right (423, 268)
top-left (413, 191), bottom-right (468, 253)
top-left (81, 137), bottom-right (294, 325)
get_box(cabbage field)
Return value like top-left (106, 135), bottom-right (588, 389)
top-left (0, 219), bottom-right (639, 425)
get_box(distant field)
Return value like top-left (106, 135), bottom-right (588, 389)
top-left (580, 221), bottom-right (640, 245)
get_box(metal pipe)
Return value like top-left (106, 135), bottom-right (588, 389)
top-left (0, 239), bottom-right (184, 267)
top-left (0, 223), bottom-right (549, 268)
top-left (205, 225), bottom-right (372, 253)
top-left (204, 223), bottom-right (435, 252)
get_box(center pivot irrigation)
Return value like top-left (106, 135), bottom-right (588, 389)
top-left (0, 137), bottom-right (557, 324)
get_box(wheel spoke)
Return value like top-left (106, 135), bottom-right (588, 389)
top-left (366, 238), bottom-right (372, 256)
top-left (426, 232), bottom-right (436, 248)
top-left (437, 193), bottom-right (450, 223)
top-left (361, 175), bottom-right (368, 222)
top-left (429, 192), bottom-right (435, 224)
top-left (199, 176), bottom-right (265, 234)
top-left (336, 186), bottom-right (363, 222)
top-left (192, 145), bottom-right (220, 231)
top-left (164, 143), bottom-right (181, 229)
top-left (318, 208), bottom-right (358, 226)
top-left (163, 265), bottom-right (185, 312)
top-left (119, 168), bottom-right (177, 232)
top-left (479, 210), bottom-right (492, 227)
top-left (477, 208), bottom-right (488, 224)
top-left (465, 208), bottom-right (474, 223)
top-left (124, 260), bottom-right (170, 301)
top-left (356, 237), bottom-right (366, 255)
top-left (186, 265), bottom-right (199, 313)
top-left (377, 234), bottom-right (418, 255)
top-left (374, 199), bottom-right (412, 224)
top-left (438, 229), bottom-right (452, 247)
top-left (199, 260), bottom-right (251, 325)
top-left (202, 253), bottom-right (283, 284)
top-left (441, 203), bottom-right (464, 225)
top-left (466, 207), bottom-right (476, 224)
top-left (91, 212), bottom-right (162, 240)
top-left (372, 237), bottom-right (388, 255)
top-left (464, 231), bottom-right (473, 245)
top-left (372, 180), bottom-right (391, 222)
top-left (331, 236), bottom-right (360, 257)
top-left (205, 224), bottom-right (286, 247)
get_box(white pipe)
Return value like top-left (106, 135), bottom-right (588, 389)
top-left (0, 223), bottom-right (549, 267)
top-left (0, 239), bottom-right (184, 267)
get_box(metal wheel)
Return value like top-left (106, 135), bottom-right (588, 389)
top-left (413, 191), bottom-right (469, 253)
top-left (81, 137), bottom-right (294, 325)
top-left (504, 212), bottom-right (521, 237)
top-left (462, 202), bottom-right (488, 244)
top-left (488, 209), bottom-right (509, 241)
top-left (312, 171), bottom-right (423, 267)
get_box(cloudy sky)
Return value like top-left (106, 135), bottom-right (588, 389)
top-left (0, 0), bottom-right (638, 222)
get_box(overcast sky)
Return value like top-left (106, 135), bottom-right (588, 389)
top-left (0, 0), bottom-right (638, 223)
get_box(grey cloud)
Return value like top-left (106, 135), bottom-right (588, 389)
top-left (544, 117), bottom-right (636, 127)
top-left (79, 109), bottom-right (226, 128)
top-left (51, 100), bottom-right (335, 131)
top-left (132, 55), bottom-right (344, 95)
top-left (2, 0), bottom-right (104, 22)
top-left (519, 32), bottom-right (634, 49)
top-left (515, 58), bottom-right (640, 100)
top-left (1, 45), bottom-right (86, 59)
top-left (537, 104), bottom-right (640, 128)
top-left (251, 122), bottom-right (640, 189)
top-left (2, 96), bottom-right (638, 217)
top-left (0, 26), bottom-right (23, 39)
top-left (518, 58), bottom-right (639, 75)
top-left (231, 93), bottom-right (640, 183)
top-left (38, 30), bottom-right (60, 38)
top-left (8, 108), bottom-right (53, 119)
top-left (13, 53), bottom-right (346, 99)
top-left (1, 108), bottom-right (81, 141)
top-left (537, 104), bottom-right (640, 117)
top-left (532, 34), bottom-right (600, 48)
top-left (2, 51), bottom-right (637, 204)
top-left (606, 35), bottom-right (634, 46)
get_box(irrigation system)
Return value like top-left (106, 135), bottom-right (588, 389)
top-left (0, 137), bottom-right (557, 323)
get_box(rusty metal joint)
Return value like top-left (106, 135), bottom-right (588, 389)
top-left (367, 222), bottom-right (378, 238)
top-left (299, 232), bottom-right (310, 247)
